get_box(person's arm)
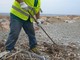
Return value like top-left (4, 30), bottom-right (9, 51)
top-left (36, 12), bottom-right (43, 24)
top-left (35, 12), bottom-right (40, 19)
top-left (16, 0), bottom-right (23, 3)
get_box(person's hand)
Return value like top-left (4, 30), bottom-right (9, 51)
top-left (20, 2), bottom-right (29, 10)
top-left (37, 19), bottom-right (44, 24)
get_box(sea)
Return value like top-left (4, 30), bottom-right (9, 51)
top-left (0, 13), bottom-right (79, 16)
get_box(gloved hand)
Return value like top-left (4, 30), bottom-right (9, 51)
top-left (20, 2), bottom-right (29, 10)
top-left (37, 19), bottom-right (44, 24)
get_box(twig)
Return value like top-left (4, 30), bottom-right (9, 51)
top-left (5, 50), bottom-right (22, 59)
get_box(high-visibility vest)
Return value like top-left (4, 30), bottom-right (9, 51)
top-left (10, 0), bottom-right (41, 22)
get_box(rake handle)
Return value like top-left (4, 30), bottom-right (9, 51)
top-left (28, 11), bottom-right (57, 45)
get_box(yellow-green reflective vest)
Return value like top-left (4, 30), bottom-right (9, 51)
top-left (10, 0), bottom-right (41, 22)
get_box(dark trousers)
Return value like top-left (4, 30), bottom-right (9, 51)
top-left (5, 14), bottom-right (37, 51)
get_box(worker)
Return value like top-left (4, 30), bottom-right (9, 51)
top-left (2, 0), bottom-right (41, 55)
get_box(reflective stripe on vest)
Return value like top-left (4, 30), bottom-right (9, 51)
top-left (28, 6), bottom-right (36, 15)
top-left (12, 5), bottom-right (29, 17)
top-left (12, 5), bottom-right (36, 16)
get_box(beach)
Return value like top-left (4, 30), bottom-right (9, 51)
top-left (0, 15), bottom-right (80, 60)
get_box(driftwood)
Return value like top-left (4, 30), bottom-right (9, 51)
top-left (5, 50), bottom-right (22, 59)
top-left (1, 47), bottom-right (45, 60)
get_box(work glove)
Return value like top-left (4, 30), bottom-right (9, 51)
top-left (20, 2), bottom-right (29, 10)
top-left (37, 19), bottom-right (44, 25)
